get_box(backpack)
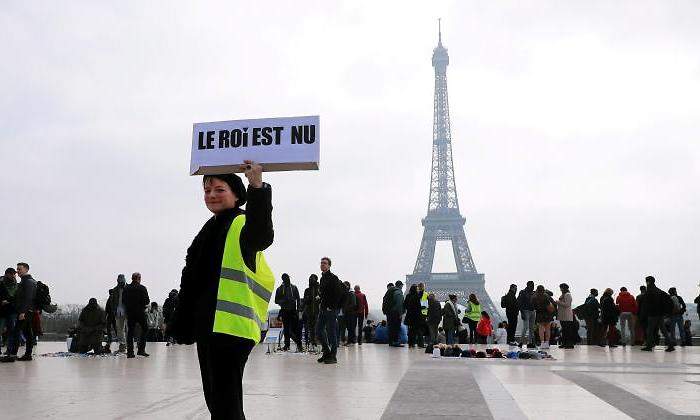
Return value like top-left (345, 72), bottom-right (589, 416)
top-left (333, 277), bottom-right (346, 310)
top-left (382, 289), bottom-right (393, 315)
top-left (671, 296), bottom-right (682, 315)
top-left (34, 281), bottom-right (52, 310)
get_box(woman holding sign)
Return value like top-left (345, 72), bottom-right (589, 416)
top-left (172, 161), bottom-right (274, 419)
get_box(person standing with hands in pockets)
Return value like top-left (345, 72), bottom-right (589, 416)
top-left (172, 160), bottom-right (275, 420)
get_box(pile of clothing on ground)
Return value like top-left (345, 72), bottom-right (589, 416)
top-left (428, 344), bottom-right (555, 360)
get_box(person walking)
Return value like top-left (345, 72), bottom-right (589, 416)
top-left (105, 274), bottom-right (128, 353)
top-left (426, 293), bottom-right (442, 346)
top-left (403, 284), bottom-right (422, 348)
top-left (274, 273), bottom-right (303, 352)
top-left (600, 288), bottom-right (619, 347)
top-left (1, 262), bottom-right (37, 362)
top-left (517, 281), bottom-right (536, 348)
top-left (463, 294), bottom-right (482, 344)
top-left (500, 284), bottom-right (518, 344)
top-left (616, 287), bottom-right (637, 346)
top-left (317, 257), bottom-right (343, 364)
top-left (557, 283), bottom-right (575, 349)
top-left (123, 272), bottom-right (150, 358)
top-left (641, 276), bottom-right (675, 352)
top-left (532, 285), bottom-right (555, 349)
top-left (667, 288), bottom-right (687, 347)
top-left (0, 268), bottom-right (18, 351)
top-left (77, 298), bottom-right (106, 354)
top-left (442, 294), bottom-right (460, 345)
top-left (387, 281), bottom-right (405, 347)
top-left (354, 285), bottom-right (368, 345)
top-left (162, 289), bottom-right (179, 345)
top-left (583, 289), bottom-right (601, 345)
top-left (171, 164), bottom-right (275, 419)
top-left (302, 274), bottom-right (320, 347)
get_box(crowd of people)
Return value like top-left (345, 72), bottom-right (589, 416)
top-left (498, 276), bottom-right (696, 351)
top-left (74, 273), bottom-right (180, 358)
top-left (269, 273), bottom-right (698, 360)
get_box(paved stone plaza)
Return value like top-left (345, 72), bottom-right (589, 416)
top-left (2, 342), bottom-right (699, 419)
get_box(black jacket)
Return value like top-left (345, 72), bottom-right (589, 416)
top-left (163, 293), bottom-right (178, 324)
top-left (275, 283), bottom-right (300, 311)
top-left (302, 284), bottom-right (320, 318)
top-left (600, 295), bottom-right (619, 324)
top-left (403, 293), bottom-right (422, 326)
top-left (15, 274), bottom-right (37, 314)
top-left (501, 291), bottom-right (518, 316)
top-left (0, 275), bottom-right (17, 317)
top-left (105, 284), bottom-right (126, 319)
top-left (427, 300), bottom-right (442, 324)
top-left (645, 285), bottom-right (672, 317)
top-left (517, 288), bottom-right (534, 311)
top-left (319, 270), bottom-right (342, 311)
top-left (122, 282), bottom-right (150, 318)
top-left (174, 185), bottom-right (274, 344)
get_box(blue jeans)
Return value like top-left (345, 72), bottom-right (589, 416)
top-left (446, 328), bottom-right (456, 345)
top-left (0, 314), bottom-right (16, 350)
top-left (667, 315), bottom-right (685, 345)
top-left (316, 309), bottom-right (338, 355)
top-left (520, 310), bottom-right (535, 344)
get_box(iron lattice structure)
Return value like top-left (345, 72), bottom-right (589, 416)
top-left (407, 25), bottom-right (501, 322)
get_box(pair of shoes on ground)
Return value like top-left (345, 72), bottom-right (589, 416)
top-left (640, 346), bottom-right (675, 352)
top-left (127, 351), bottom-right (150, 358)
top-left (389, 343), bottom-right (405, 347)
top-left (0, 354), bottom-right (31, 363)
top-left (317, 353), bottom-right (337, 364)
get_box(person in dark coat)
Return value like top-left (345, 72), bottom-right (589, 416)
top-left (500, 284), bottom-right (518, 344)
top-left (426, 293), bottom-right (442, 346)
top-left (600, 288), bottom-right (619, 347)
top-left (583, 289), bottom-right (601, 345)
top-left (403, 284), bottom-right (423, 348)
top-left (517, 281), bottom-right (536, 348)
top-left (532, 285), bottom-right (554, 348)
top-left (1, 262), bottom-right (37, 362)
top-left (122, 272), bottom-right (150, 358)
top-left (442, 294), bottom-right (461, 345)
top-left (162, 289), bottom-right (179, 345)
top-left (641, 276), bottom-right (675, 352)
top-left (171, 164), bottom-right (274, 419)
top-left (105, 274), bottom-right (127, 353)
top-left (341, 281), bottom-right (357, 345)
top-left (78, 298), bottom-right (106, 354)
top-left (274, 273), bottom-right (303, 352)
top-left (302, 275), bottom-right (320, 347)
top-left (317, 257), bottom-right (343, 364)
top-left (636, 285), bottom-right (648, 345)
top-left (0, 268), bottom-right (18, 350)
top-left (386, 281), bottom-right (405, 347)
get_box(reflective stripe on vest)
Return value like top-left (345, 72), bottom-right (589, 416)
top-left (213, 214), bottom-right (274, 344)
top-left (420, 291), bottom-right (428, 316)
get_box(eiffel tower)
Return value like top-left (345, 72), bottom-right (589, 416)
top-left (406, 22), bottom-right (501, 322)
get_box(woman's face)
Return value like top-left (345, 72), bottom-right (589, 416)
top-left (204, 178), bottom-right (238, 214)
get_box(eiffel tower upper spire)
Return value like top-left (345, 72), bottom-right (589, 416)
top-left (428, 22), bottom-right (459, 215)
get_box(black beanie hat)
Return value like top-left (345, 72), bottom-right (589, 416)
top-left (203, 173), bottom-right (247, 207)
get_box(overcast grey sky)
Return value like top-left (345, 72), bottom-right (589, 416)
top-left (1, 1), bottom-right (699, 311)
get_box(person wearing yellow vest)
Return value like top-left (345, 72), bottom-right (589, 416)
top-left (463, 294), bottom-right (482, 344)
top-left (172, 161), bottom-right (274, 420)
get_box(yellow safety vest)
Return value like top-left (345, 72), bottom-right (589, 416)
top-left (212, 214), bottom-right (274, 344)
top-left (420, 291), bottom-right (429, 316)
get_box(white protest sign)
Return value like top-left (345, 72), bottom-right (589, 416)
top-left (190, 115), bottom-right (319, 175)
